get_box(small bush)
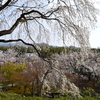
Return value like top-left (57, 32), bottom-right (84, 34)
top-left (7, 93), bottom-right (21, 98)
top-left (0, 92), bottom-right (7, 98)
top-left (81, 87), bottom-right (98, 97)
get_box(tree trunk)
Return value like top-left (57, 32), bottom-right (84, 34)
top-left (23, 86), bottom-right (27, 95)
top-left (31, 83), bottom-right (34, 97)
top-left (12, 81), bottom-right (13, 87)
top-left (39, 69), bottom-right (51, 96)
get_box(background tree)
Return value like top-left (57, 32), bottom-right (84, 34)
top-left (1, 62), bottom-right (26, 86)
top-left (12, 60), bottom-right (48, 96)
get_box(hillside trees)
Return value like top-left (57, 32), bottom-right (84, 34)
top-left (0, 48), bottom-right (18, 66)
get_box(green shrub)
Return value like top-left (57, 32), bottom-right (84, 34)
top-left (7, 93), bottom-right (21, 98)
top-left (0, 92), bottom-right (7, 98)
top-left (0, 90), bottom-right (100, 100)
top-left (81, 87), bottom-right (98, 97)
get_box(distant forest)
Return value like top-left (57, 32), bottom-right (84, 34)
top-left (0, 46), bottom-right (99, 55)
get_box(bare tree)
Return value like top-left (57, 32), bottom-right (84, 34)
top-left (0, 0), bottom-right (98, 56)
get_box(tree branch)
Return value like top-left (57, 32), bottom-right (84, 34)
top-left (0, 6), bottom-right (59, 37)
top-left (0, 17), bottom-right (22, 36)
top-left (0, 39), bottom-right (41, 57)
top-left (0, 10), bottom-right (48, 36)
top-left (0, 38), bottom-right (53, 69)
top-left (0, 0), bottom-right (11, 11)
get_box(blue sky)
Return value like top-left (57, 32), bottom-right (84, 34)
top-left (89, 0), bottom-right (100, 48)
top-left (90, 21), bottom-right (100, 48)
